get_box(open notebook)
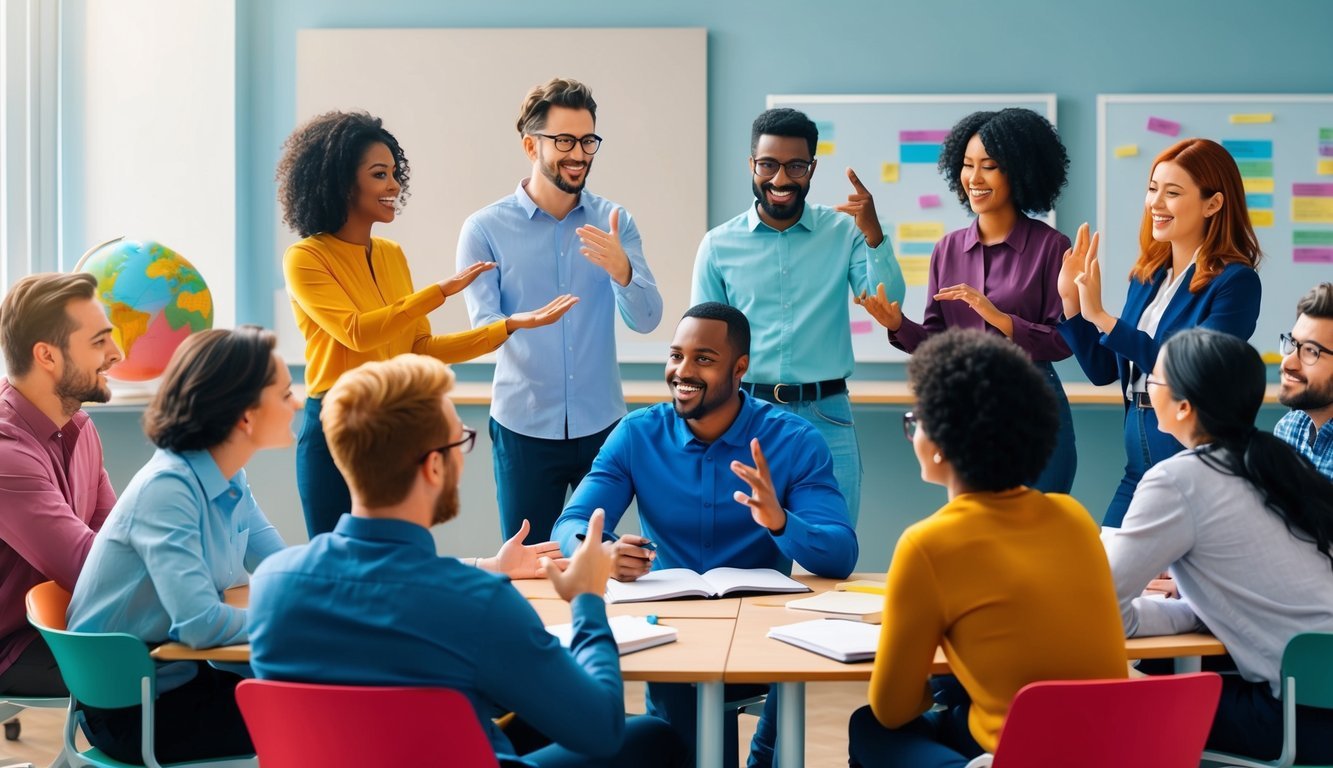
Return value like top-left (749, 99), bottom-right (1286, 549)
top-left (546, 615), bottom-right (678, 655)
top-left (604, 567), bottom-right (810, 604)
top-left (767, 619), bottom-right (880, 663)
top-left (783, 590), bottom-right (883, 623)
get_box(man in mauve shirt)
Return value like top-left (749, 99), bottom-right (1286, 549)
top-left (0, 272), bottom-right (120, 697)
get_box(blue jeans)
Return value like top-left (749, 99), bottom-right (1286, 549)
top-left (517, 714), bottom-right (689, 768)
top-left (646, 682), bottom-right (777, 768)
top-left (767, 392), bottom-right (861, 526)
top-left (1104, 404), bottom-right (1183, 527)
top-left (296, 396), bottom-right (352, 538)
top-left (490, 419), bottom-right (617, 544)
top-left (847, 701), bottom-right (984, 768)
top-left (1031, 361), bottom-right (1077, 494)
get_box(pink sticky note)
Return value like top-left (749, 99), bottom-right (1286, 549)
top-left (1147, 116), bottom-right (1181, 136)
top-left (850, 320), bottom-right (874, 335)
top-left (899, 130), bottom-right (950, 144)
top-left (1293, 183), bottom-right (1333, 198)
top-left (918, 194), bottom-right (942, 208)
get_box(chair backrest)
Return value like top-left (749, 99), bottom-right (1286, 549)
top-left (25, 581), bottom-right (71, 631)
top-left (990, 673), bottom-right (1221, 768)
top-left (31, 627), bottom-right (157, 710)
top-left (1283, 632), bottom-right (1333, 710)
top-left (235, 680), bottom-right (500, 768)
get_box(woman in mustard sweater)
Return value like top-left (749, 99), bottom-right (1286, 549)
top-left (848, 329), bottom-right (1126, 767)
top-left (277, 111), bottom-right (576, 537)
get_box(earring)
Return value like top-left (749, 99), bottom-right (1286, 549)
top-left (1176, 410), bottom-right (1187, 421)
top-left (933, 453), bottom-right (943, 465)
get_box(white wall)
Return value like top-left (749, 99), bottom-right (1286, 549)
top-left (70, 0), bottom-right (235, 328)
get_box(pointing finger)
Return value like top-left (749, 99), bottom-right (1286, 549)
top-left (847, 167), bottom-right (869, 194)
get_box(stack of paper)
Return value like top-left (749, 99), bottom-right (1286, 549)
top-left (767, 619), bottom-right (880, 663)
top-left (546, 615), bottom-right (678, 655)
top-left (783, 591), bottom-right (883, 623)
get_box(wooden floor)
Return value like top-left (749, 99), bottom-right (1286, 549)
top-left (0, 681), bottom-right (868, 767)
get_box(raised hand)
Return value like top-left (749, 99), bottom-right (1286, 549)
top-left (438, 261), bottom-right (496, 297)
top-left (854, 282), bottom-right (904, 332)
top-left (505, 294), bottom-right (579, 333)
top-left (544, 509), bottom-right (614, 603)
top-left (730, 439), bottom-right (786, 532)
top-left (1058, 223), bottom-right (1092, 319)
top-left (1072, 226), bottom-right (1112, 331)
top-left (833, 168), bottom-right (884, 248)
top-left (609, 533), bottom-right (655, 583)
top-left (487, 518), bottom-right (566, 579)
top-left (576, 209), bottom-right (632, 286)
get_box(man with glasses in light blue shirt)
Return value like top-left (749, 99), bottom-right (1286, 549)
top-left (692, 108), bottom-right (905, 526)
top-left (459, 77), bottom-right (662, 544)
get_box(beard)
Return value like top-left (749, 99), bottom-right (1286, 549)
top-left (672, 379), bottom-right (731, 422)
top-left (55, 353), bottom-right (111, 414)
top-left (541, 154), bottom-right (591, 195)
top-left (1279, 377), bottom-right (1333, 413)
top-left (431, 485), bottom-right (460, 527)
top-left (752, 178), bottom-right (808, 222)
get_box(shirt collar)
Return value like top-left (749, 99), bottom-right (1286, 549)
top-left (667, 389), bottom-right (758, 449)
top-left (746, 201), bottom-right (815, 233)
top-left (179, 449), bottom-right (240, 502)
top-left (1, 377), bottom-right (86, 442)
top-left (515, 179), bottom-right (585, 220)
top-left (961, 213), bottom-right (1034, 253)
top-left (333, 514), bottom-right (436, 554)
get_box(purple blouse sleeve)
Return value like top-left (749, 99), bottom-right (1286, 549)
top-left (1007, 230), bottom-right (1073, 361)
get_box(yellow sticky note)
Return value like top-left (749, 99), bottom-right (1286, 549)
top-left (1249, 209), bottom-right (1274, 228)
top-left (816, 141), bottom-right (836, 157)
top-left (1114, 144), bottom-right (1139, 158)
top-left (896, 222), bottom-right (946, 242)
top-left (1293, 197), bottom-right (1333, 224)
top-left (1243, 178), bottom-right (1275, 194)
top-left (881, 162), bottom-right (900, 183)
top-left (1318, 159), bottom-right (1333, 176)
top-left (1260, 351), bottom-right (1284, 364)
top-left (1229, 113), bottom-right (1275, 124)
top-left (898, 256), bottom-right (930, 287)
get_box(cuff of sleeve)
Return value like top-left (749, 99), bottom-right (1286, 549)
top-left (571, 591), bottom-right (610, 622)
top-left (483, 318), bottom-right (512, 345)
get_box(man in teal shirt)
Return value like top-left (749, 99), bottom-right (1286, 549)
top-left (692, 108), bottom-right (905, 526)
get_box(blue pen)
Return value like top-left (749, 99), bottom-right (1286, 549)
top-left (576, 531), bottom-right (657, 553)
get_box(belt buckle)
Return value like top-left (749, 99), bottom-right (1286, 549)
top-left (773, 382), bottom-right (791, 404)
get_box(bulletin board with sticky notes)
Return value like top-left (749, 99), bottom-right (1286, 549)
top-left (766, 94), bottom-right (1057, 362)
top-left (1098, 94), bottom-right (1333, 362)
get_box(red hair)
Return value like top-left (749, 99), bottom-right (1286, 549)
top-left (1130, 138), bottom-right (1262, 293)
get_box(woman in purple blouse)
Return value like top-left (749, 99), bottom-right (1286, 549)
top-left (859, 108), bottom-right (1077, 492)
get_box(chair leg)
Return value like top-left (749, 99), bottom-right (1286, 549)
top-left (2, 718), bottom-right (17, 741)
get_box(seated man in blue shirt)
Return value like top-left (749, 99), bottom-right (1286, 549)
top-left (248, 355), bottom-right (685, 768)
top-left (552, 302), bottom-right (859, 768)
top-left (1275, 282), bottom-right (1333, 480)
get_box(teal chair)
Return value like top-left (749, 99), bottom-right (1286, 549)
top-left (1, 694), bottom-right (71, 768)
top-left (25, 581), bottom-right (255, 768)
top-left (1201, 632), bottom-right (1333, 768)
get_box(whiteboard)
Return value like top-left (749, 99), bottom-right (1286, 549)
top-left (282, 28), bottom-right (707, 363)
top-left (766, 94), bottom-right (1058, 362)
top-left (1098, 94), bottom-right (1333, 361)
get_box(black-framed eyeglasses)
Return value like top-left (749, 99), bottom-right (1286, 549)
top-left (902, 411), bottom-right (919, 442)
top-left (1280, 333), bottom-right (1330, 366)
top-left (1144, 375), bottom-right (1168, 389)
top-left (752, 158), bottom-right (813, 179)
top-left (533, 133), bottom-right (603, 154)
top-left (419, 427), bottom-right (477, 463)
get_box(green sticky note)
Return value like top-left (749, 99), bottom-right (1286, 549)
top-left (1294, 230), bottom-right (1333, 246)
top-left (1320, 127), bottom-right (1333, 141)
top-left (1235, 160), bottom-right (1274, 177)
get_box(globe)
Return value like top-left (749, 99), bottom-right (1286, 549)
top-left (78, 237), bottom-right (213, 382)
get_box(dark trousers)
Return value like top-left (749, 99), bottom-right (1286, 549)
top-left (1104, 404), bottom-right (1183, 527)
top-left (296, 396), bottom-right (353, 538)
top-left (1207, 673), bottom-right (1333, 764)
top-left (646, 681), bottom-right (776, 768)
top-left (847, 699), bottom-right (985, 768)
top-left (1031, 361), bottom-right (1077, 494)
top-left (79, 663), bottom-right (252, 765)
top-left (490, 418), bottom-right (616, 544)
top-left (0, 633), bottom-right (66, 697)
top-left (515, 714), bottom-right (689, 768)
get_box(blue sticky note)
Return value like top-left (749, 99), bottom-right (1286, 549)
top-left (897, 241), bottom-right (935, 256)
top-left (1222, 140), bottom-right (1274, 160)
top-left (815, 121), bottom-right (836, 141)
top-left (900, 144), bottom-right (941, 164)
top-left (1245, 193), bottom-right (1274, 209)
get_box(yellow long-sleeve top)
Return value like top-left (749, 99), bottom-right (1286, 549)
top-left (284, 234), bottom-right (509, 394)
top-left (868, 488), bottom-right (1126, 752)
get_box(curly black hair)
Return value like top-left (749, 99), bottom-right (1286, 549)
top-left (751, 108), bottom-right (818, 157)
top-left (937, 108), bottom-right (1068, 215)
top-left (275, 111), bottom-right (411, 238)
top-left (907, 329), bottom-right (1057, 491)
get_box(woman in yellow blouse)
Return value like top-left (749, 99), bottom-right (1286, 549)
top-left (277, 110), bottom-right (576, 537)
top-left (848, 329), bottom-right (1125, 768)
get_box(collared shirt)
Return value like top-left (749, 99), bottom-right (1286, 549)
top-left (248, 515), bottom-right (625, 763)
top-left (1275, 410), bottom-right (1333, 480)
top-left (0, 379), bottom-right (115, 675)
top-left (888, 215), bottom-right (1072, 362)
top-left (68, 448), bottom-right (285, 692)
top-left (458, 181), bottom-right (663, 440)
top-left (692, 202), bottom-right (904, 384)
top-left (552, 392), bottom-right (858, 577)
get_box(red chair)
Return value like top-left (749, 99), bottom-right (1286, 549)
top-left (234, 679), bottom-right (500, 768)
top-left (964, 672), bottom-right (1221, 768)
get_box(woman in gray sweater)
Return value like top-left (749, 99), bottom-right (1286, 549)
top-left (1103, 327), bottom-right (1333, 763)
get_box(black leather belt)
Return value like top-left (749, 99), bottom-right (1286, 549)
top-left (1129, 392), bottom-right (1153, 409)
top-left (743, 379), bottom-right (847, 404)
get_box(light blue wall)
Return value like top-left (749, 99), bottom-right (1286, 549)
top-left (78, 0), bottom-right (1328, 568)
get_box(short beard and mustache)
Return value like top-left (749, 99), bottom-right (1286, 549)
top-left (1279, 378), bottom-right (1333, 413)
top-left (432, 485), bottom-right (460, 527)
top-left (55, 351), bottom-right (111, 416)
top-left (752, 179), bottom-right (808, 221)
top-left (541, 154), bottom-right (591, 195)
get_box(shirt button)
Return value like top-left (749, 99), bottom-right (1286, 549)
top-left (704, 541), bottom-right (712, 548)
top-left (705, 456), bottom-right (712, 462)
top-left (569, 375), bottom-right (574, 380)
top-left (704, 501), bottom-right (712, 507)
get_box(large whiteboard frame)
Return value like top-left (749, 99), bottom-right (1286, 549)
top-left (280, 28), bottom-right (707, 363)
top-left (766, 94), bottom-right (1058, 362)
top-left (1097, 93), bottom-right (1333, 358)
